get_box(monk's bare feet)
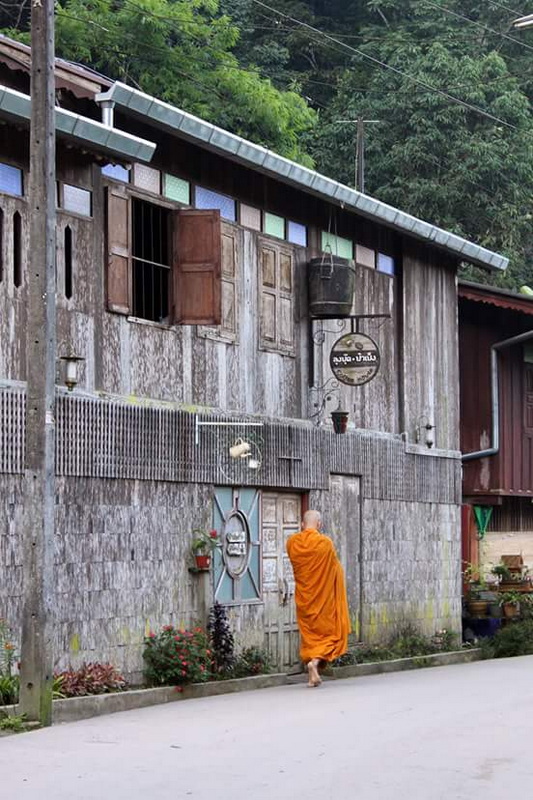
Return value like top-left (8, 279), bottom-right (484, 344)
top-left (307, 659), bottom-right (322, 687)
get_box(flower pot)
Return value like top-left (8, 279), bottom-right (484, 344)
top-left (502, 602), bottom-right (520, 619)
top-left (194, 554), bottom-right (211, 570)
top-left (331, 410), bottom-right (349, 434)
top-left (467, 600), bottom-right (489, 617)
top-left (488, 603), bottom-right (502, 618)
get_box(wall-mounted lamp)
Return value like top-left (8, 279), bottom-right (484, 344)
top-left (416, 416), bottom-right (435, 449)
top-left (59, 353), bottom-right (85, 392)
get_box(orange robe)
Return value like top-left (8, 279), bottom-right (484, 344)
top-left (286, 527), bottom-right (350, 663)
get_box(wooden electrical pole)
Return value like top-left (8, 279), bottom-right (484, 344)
top-left (19, 0), bottom-right (57, 726)
top-left (335, 118), bottom-right (379, 193)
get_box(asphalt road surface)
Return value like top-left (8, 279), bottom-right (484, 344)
top-left (1, 656), bottom-right (532, 800)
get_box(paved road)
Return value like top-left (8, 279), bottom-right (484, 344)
top-left (1, 657), bottom-right (533, 800)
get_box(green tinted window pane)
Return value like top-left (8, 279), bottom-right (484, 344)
top-left (264, 212), bottom-right (285, 239)
top-left (241, 569), bottom-right (260, 600)
top-left (525, 345), bottom-right (533, 363)
top-left (321, 232), bottom-right (353, 260)
top-left (216, 572), bottom-right (234, 603)
top-left (163, 174), bottom-right (190, 204)
top-left (248, 546), bottom-right (260, 590)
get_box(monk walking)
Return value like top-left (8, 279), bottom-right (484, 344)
top-left (287, 510), bottom-right (350, 687)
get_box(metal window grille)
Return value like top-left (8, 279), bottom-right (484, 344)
top-left (132, 198), bottom-right (170, 322)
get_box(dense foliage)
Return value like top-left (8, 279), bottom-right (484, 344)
top-left (208, 601), bottom-right (236, 674)
top-left (3, 1), bottom-right (533, 286)
top-left (144, 625), bottom-right (214, 686)
top-left (481, 620), bottom-right (533, 660)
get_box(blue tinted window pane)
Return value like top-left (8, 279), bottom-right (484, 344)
top-left (0, 163), bottom-right (23, 196)
top-left (287, 220), bottom-right (307, 246)
top-left (101, 164), bottom-right (130, 183)
top-left (195, 186), bottom-right (236, 221)
top-left (377, 253), bottom-right (395, 276)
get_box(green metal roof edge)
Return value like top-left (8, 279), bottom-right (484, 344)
top-left (0, 86), bottom-right (155, 162)
top-left (98, 81), bottom-right (508, 272)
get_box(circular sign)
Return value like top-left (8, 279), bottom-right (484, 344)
top-left (329, 332), bottom-right (380, 386)
top-left (223, 512), bottom-right (251, 578)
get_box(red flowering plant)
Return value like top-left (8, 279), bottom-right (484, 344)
top-left (191, 529), bottom-right (219, 556)
top-left (143, 625), bottom-right (214, 687)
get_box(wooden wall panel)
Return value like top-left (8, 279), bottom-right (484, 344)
top-left (402, 241), bottom-right (459, 451)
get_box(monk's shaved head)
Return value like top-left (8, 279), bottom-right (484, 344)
top-left (303, 510), bottom-right (322, 530)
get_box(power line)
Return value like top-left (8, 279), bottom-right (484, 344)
top-left (250, 0), bottom-right (527, 134)
top-left (421, 1), bottom-right (533, 53)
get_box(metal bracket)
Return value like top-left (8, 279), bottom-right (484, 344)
top-left (194, 416), bottom-right (264, 446)
top-left (308, 312), bottom-right (391, 387)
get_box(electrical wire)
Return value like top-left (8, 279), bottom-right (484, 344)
top-left (249, 0), bottom-right (529, 134)
top-left (421, 1), bottom-right (533, 53)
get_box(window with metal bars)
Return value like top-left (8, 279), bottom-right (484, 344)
top-left (132, 197), bottom-right (170, 322)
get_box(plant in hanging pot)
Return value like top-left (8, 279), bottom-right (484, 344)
top-left (500, 591), bottom-right (521, 620)
top-left (331, 409), bottom-right (349, 434)
top-left (191, 528), bottom-right (219, 570)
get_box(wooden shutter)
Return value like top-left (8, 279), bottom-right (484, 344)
top-left (106, 186), bottom-right (131, 314)
top-left (173, 209), bottom-right (221, 325)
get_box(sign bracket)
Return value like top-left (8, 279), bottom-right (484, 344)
top-left (308, 313), bottom-right (391, 386)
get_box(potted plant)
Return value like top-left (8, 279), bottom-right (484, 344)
top-left (463, 563), bottom-right (489, 616)
top-left (191, 528), bottom-right (219, 570)
top-left (500, 591), bottom-right (521, 619)
top-left (491, 562), bottom-right (512, 583)
top-left (331, 409), bottom-right (349, 434)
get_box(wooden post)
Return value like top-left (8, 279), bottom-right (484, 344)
top-left (19, 0), bottom-right (57, 726)
top-left (356, 117), bottom-right (365, 194)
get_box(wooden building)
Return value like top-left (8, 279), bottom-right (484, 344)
top-left (459, 282), bottom-right (533, 569)
top-left (0, 37), bottom-right (508, 678)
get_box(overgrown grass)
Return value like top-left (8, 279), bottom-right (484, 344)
top-left (333, 625), bottom-right (461, 667)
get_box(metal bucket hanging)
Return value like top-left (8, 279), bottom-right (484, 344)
top-left (308, 254), bottom-right (355, 318)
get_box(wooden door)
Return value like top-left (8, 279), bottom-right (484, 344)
top-left (262, 492), bottom-right (302, 673)
top-left (328, 475), bottom-right (362, 640)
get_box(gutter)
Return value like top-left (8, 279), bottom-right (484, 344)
top-left (0, 85), bottom-right (156, 162)
top-left (462, 329), bottom-right (533, 461)
top-left (97, 81), bottom-right (507, 273)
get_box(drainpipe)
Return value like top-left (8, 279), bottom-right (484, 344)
top-left (462, 329), bottom-right (533, 461)
top-left (95, 88), bottom-right (115, 127)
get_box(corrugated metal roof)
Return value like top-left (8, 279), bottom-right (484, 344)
top-left (97, 81), bottom-right (508, 273)
top-left (459, 281), bottom-right (533, 315)
top-left (0, 86), bottom-right (155, 162)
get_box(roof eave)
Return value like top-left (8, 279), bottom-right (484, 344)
top-left (0, 86), bottom-right (155, 163)
top-left (97, 81), bottom-right (508, 273)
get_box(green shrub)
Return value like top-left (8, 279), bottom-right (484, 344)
top-left (0, 674), bottom-right (19, 706)
top-left (231, 647), bottom-right (272, 678)
top-left (143, 626), bottom-right (214, 687)
top-left (483, 620), bottom-right (533, 659)
top-left (391, 625), bottom-right (435, 658)
top-left (208, 603), bottom-right (235, 675)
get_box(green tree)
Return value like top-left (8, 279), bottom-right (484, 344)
top-left (310, 1), bottom-right (533, 288)
top-left (5, 0), bottom-right (316, 166)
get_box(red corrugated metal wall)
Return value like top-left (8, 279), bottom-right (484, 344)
top-left (460, 298), bottom-right (533, 496)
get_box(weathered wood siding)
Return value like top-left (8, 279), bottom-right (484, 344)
top-left (402, 241), bottom-right (459, 451)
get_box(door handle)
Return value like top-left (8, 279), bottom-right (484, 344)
top-left (278, 578), bottom-right (289, 606)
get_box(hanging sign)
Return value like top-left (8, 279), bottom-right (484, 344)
top-left (329, 332), bottom-right (380, 386)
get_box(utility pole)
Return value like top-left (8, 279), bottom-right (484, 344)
top-left (335, 118), bottom-right (379, 193)
top-left (19, 0), bottom-right (57, 726)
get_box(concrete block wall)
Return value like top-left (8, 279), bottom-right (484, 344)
top-left (0, 476), bottom-right (213, 681)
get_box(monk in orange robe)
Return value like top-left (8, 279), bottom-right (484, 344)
top-left (287, 510), bottom-right (350, 687)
